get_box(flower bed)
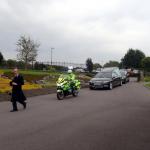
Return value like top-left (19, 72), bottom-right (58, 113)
top-left (0, 77), bottom-right (42, 93)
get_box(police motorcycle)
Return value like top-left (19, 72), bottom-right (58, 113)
top-left (56, 69), bottom-right (81, 100)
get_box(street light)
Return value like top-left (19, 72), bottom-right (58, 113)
top-left (51, 48), bottom-right (55, 65)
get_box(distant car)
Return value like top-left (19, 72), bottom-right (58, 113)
top-left (120, 69), bottom-right (130, 84)
top-left (74, 68), bottom-right (85, 73)
top-left (95, 68), bottom-right (102, 73)
top-left (127, 69), bottom-right (140, 77)
top-left (132, 69), bottom-right (140, 77)
top-left (89, 67), bottom-right (122, 90)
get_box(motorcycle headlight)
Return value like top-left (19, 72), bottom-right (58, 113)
top-left (57, 83), bottom-right (63, 87)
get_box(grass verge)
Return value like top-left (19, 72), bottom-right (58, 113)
top-left (144, 76), bottom-right (150, 82)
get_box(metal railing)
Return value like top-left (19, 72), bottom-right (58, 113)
top-left (40, 61), bottom-right (86, 68)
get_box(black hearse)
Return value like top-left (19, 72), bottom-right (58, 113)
top-left (89, 67), bottom-right (122, 90)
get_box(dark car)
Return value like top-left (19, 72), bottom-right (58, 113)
top-left (120, 69), bottom-right (130, 84)
top-left (89, 67), bottom-right (122, 90)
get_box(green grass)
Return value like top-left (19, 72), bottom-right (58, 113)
top-left (145, 83), bottom-right (150, 88)
top-left (0, 69), bottom-right (61, 82)
top-left (144, 76), bottom-right (150, 88)
top-left (147, 83), bottom-right (150, 87)
top-left (1, 69), bottom-right (60, 75)
top-left (144, 76), bottom-right (150, 82)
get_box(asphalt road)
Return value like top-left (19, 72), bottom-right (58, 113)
top-left (0, 80), bottom-right (150, 150)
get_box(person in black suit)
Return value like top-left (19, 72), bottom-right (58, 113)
top-left (10, 68), bottom-right (27, 112)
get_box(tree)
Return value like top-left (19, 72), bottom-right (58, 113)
top-left (16, 61), bottom-right (25, 69)
top-left (122, 49), bottom-right (145, 68)
top-left (104, 61), bottom-right (120, 68)
top-left (142, 57), bottom-right (150, 72)
top-left (93, 63), bottom-right (102, 70)
top-left (135, 50), bottom-right (146, 68)
top-left (34, 62), bottom-right (46, 70)
top-left (6, 59), bottom-right (17, 68)
top-left (86, 58), bottom-right (93, 73)
top-left (0, 51), bottom-right (4, 65)
top-left (16, 35), bottom-right (40, 70)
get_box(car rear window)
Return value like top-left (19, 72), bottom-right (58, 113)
top-left (95, 72), bottom-right (112, 78)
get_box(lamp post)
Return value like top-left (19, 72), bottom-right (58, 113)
top-left (51, 48), bottom-right (54, 66)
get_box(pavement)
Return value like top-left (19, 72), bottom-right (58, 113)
top-left (0, 80), bottom-right (150, 150)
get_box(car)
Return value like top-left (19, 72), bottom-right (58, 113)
top-left (74, 68), bottom-right (85, 73)
top-left (95, 68), bottom-right (102, 73)
top-left (132, 69), bottom-right (140, 77)
top-left (89, 67), bottom-right (122, 90)
top-left (120, 69), bottom-right (130, 84)
top-left (127, 69), bottom-right (140, 77)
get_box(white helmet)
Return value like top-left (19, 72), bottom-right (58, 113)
top-left (68, 70), bottom-right (72, 73)
top-left (68, 66), bottom-right (73, 70)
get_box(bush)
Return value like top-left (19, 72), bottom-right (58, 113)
top-left (85, 72), bottom-right (96, 77)
top-left (0, 70), bottom-right (4, 74)
top-left (77, 74), bottom-right (91, 83)
top-left (47, 66), bottom-right (56, 72)
top-left (142, 57), bottom-right (150, 72)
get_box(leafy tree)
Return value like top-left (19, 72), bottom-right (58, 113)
top-left (93, 63), bottom-right (102, 70)
top-left (135, 50), bottom-right (146, 68)
top-left (52, 65), bottom-right (68, 72)
top-left (16, 35), bottom-right (40, 70)
top-left (6, 59), bottom-right (17, 68)
top-left (142, 57), bottom-right (150, 72)
top-left (16, 61), bottom-right (25, 69)
top-left (0, 51), bottom-right (4, 65)
top-left (86, 58), bottom-right (93, 73)
top-left (122, 49), bottom-right (145, 68)
top-left (122, 49), bottom-right (136, 68)
top-left (34, 62), bottom-right (46, 70)
top-left (104, 61), bottom-right (120, 68)
top-left (1, 60), bottom-right (7, 67)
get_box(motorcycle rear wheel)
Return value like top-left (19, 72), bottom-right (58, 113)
top-left (72, 90), bottom-right (79, 97)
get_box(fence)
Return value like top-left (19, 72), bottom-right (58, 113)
top-left (40, 61), bottom-right (86, 68)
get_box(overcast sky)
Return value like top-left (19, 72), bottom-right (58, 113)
top-left (0, 0), bottom-right (150, 64)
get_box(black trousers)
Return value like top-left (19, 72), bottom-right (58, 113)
top-left (12, 100), bottom-right (26, 110)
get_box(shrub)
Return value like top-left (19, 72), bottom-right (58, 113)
top-left (0, 70), bottom-right (4, 75)
top-left (142, 57), bottom-right (150, 72)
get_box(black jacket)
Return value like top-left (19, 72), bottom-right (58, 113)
top-left (10, 75), bottom-right (26, 102)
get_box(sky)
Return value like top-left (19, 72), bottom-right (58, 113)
top-left (0, 0), bottom-right (150, 64)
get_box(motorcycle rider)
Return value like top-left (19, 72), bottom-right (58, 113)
top-left (68, 69), bottom-right (75, 80)
top-left (67, 69), bottom-right (76, 89)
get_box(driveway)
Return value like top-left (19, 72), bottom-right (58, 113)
top-left (0, 81), bottom-right (150, 150)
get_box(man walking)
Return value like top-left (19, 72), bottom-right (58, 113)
top-left (10, 68), bottom-right (27, 112)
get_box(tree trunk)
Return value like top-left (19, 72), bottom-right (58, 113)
top-left (25, 60), bottom-right (28, 70)
top-left (25, 57), bottom-right (28, 70)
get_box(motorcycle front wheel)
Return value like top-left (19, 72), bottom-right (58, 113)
top-left (57, 92), bottom-right (64, 100)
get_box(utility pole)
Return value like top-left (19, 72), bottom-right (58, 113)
top-left (51, 48), bottom-right (54, 66)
